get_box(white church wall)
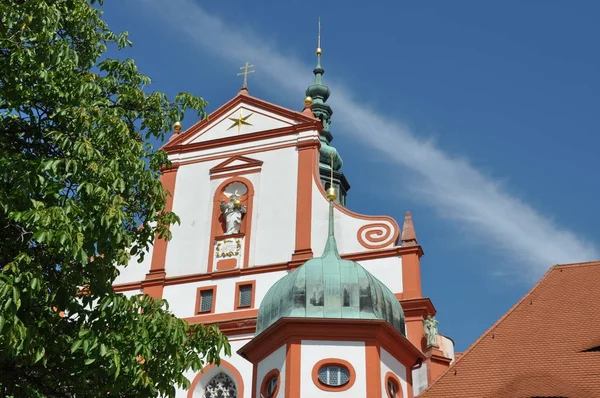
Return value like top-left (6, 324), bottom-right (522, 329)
top-left (412, 362), bottom-right (429, 396)
top-left (380, 348), bottom-right (408, 398)
top-left (311, 179), bottom-right (399, 256)
top-left (164, 160), bottom-right (214, 277)
top-left (251, 146), bottom-right (298, 266)
top-left (114, 252), bottom-right (152, 285)
top-left (162, 270), bottom-right (288, 319)
top-left (256, 345), bottom-right (287, 398)
top-left (300, 340), bottom-right (366, 397)
top-left (358, 257), bottom-right (403, 295)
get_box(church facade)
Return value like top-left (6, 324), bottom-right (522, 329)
top-left (114, 44), bottom-right (455, 398)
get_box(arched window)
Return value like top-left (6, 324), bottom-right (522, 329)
top-left (204, 372), bottom-right (237, 398)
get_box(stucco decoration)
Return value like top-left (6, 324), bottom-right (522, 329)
top-left (203, 372), bottom-right (237, 398)
top-left (424, 315), bottom-right (439, 347)
top-left (216, 238), bottom-right (242, 258)
top-left (220, 190), bottom-right (247, 235)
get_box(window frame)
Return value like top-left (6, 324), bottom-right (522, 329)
top-left (195, 285), bottom-right (217, 314)
top-left (384, 371), bottom-right (403, 398)
top-left (234, 280), bottom-right (256, 310)
top-left (311, 358), bottom-right (356, 392)
top-left (260, 369), bottom-right (280, 398)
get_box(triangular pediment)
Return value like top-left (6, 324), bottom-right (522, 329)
top-left (209, 155), bottom-right (263, 175)
top-left (165, 92), bottom-right (317, 149)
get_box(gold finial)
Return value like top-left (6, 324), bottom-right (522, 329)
top-left (173, 121), bottom-right (182, 132)
top-left (304, 96), bottom-right (313, 107)
top-left (326, 151), bottom-right (337, 201)
top-left (316, 17), bottom-right (322, 55)
top-left (237, 62), bottom-right (255, 89)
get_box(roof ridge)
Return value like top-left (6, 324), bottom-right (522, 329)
top-left (420, 264), bottom-right (560, 395)
top-left (556, 260), bottom-right (600, 269)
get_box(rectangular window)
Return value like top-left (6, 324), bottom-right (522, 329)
top-left (234, 280), bottom-right (255, 310)
top-left (195, 286), bottom-right (216, 314)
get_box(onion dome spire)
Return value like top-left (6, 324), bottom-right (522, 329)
top-left (306, 18), bottom-right (351, 204)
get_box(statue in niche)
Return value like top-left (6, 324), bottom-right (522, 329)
top-left (220, 191), bottom-right (246, 235)
top-left (424, 315), bottom-right (439, 347)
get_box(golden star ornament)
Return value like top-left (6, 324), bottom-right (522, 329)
top-left (227, 110), bottom-right (253, 133)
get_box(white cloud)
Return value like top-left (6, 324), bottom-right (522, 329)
top-left (138, 0), bottom-right (598, 278)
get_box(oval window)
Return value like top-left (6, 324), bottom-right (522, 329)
top-left (317, 365), bottom-right (350, 387)
top-left (261, 369), bottom-right (280, 398)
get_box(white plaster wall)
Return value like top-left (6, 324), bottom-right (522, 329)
top-left (256, 345), bottom-right (287, 398)
top-left (162, 270), bottom-right (288, 318)
top-left (184, 103), bottom-right (297, 145)
top-left (380, 348), bottom-right (408, 398)
top-left (412, 362), bottom-right (429, 396)
top-left (251, 146), bottom-right (298, 266)
top-left (178, 339), bottom-right (253, 398)
top-left (358, 257), bottom-right (403, 295)
top-left (164, 161), bottom-right (214, 277)
top-left (437, 335), bottom-right (456, 362)
top-left (300, 340), bottom-right (366, 397)
top-left (114, 251), bottom-right (152, 284)
top-left (311, 179), bottom-right (399, 255)
top-left (119, 289), bottom-right (142, 299)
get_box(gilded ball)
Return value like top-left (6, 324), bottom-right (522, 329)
top-left (173, 121), bottom-right (182, 131)
top-left (233, 199), bottom-right (241, 207)
top-left (316, 47), bottom-right (323, 55)
top-left (304, 96), bottom-right (313, 107)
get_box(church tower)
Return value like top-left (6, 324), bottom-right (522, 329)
top-left (113, 22), bottom-right (454, 398)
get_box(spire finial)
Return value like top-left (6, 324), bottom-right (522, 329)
top-left (326, 152), bottom-right (337, 201)
top-left (316, 17), bottom-right (322, 56)
top-left (401, 211), bottom-right (418, 246)
top-left (237, 62), bottom-right (255, 90)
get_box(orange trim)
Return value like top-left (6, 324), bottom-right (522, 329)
top-left (165, 92), bottom-right (318, 149)
top-left (401, 250), bottom-right (423, 299)
top-left (187, 359), bottom-right (245, 398)
top-left (216, 258), bottom-right (238, 271)
top-left (144, 166), bottom-right (179, 298)
top-left (285, 338), bottom-right (301, 398)
top-left (186, 308), bottom-right (258, 325)
top-left (292, 142), bottom-right (317, 260)
top-left (310, 150), bottom-right (401, 250)
top-left (260, 368), bottom-right (281, 398)
top-left (234, 280), bottom-right (256, 310)
top-left (384, 371), bottom-right (404, 398)
top-left (194, 285), bottom-right (217, 315)
top-left (311, 358), bottom-right (357, 392)
top-left (173, 141), bottom-right (299, 168)
top-left (210, 168), bottom-right (261, 181)
top-left (207, 176), bottom-right (255, 273)
top-left (238, 318), bottom-right (424, 368)
top-left (366, 340), bottom-right (382, 398)
top-left (209, 154), bottom-right (263, 175)
top-left (166, 123), bottom-right (320, 155)
top-left (114, 246), bottom-right (421, 292)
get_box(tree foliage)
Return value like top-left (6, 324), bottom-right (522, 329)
top-left (0, 0), bottom-right (230, 396)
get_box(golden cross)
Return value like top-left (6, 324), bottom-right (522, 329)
top-left (237, 62), bottom-right (255, 89)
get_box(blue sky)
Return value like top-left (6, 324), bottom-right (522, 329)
top-left (102, 1), bottom-right (599, 351)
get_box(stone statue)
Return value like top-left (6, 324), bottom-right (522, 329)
top-left (424, 315), bottom-right (439, 347)
top-left (220, 191), bottom-right (246, 235)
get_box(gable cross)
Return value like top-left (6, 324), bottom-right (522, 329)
top-left (237, 62), bottom-right (255, 89)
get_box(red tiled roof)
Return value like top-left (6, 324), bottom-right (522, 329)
top-left (420, 261), bottom-right (600, 398)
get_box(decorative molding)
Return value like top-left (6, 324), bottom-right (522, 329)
top-left (113, 246), bottom-right (423, 293)
top-left (209, 154), bottom-right (264, 176)
top-left (358, 222), bottom-right (397, 250)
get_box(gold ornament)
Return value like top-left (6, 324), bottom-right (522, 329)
top-left (304, 96), bottom-right (313, 107)
top-left (173, 121), bottom-right (182, 131)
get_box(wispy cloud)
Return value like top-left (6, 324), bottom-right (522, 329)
top-left (138, 0), bottom-right (597, 278)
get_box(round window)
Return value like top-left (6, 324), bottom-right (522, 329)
top-left (385, 372), bottom-right (402, 398)
top-left (317, 365), bottom-right (350, 387)
top-left (260, 369), bottom-right (280, 398)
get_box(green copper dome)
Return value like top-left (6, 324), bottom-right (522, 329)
top-left (256, 200), bottom-right (406, 335)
